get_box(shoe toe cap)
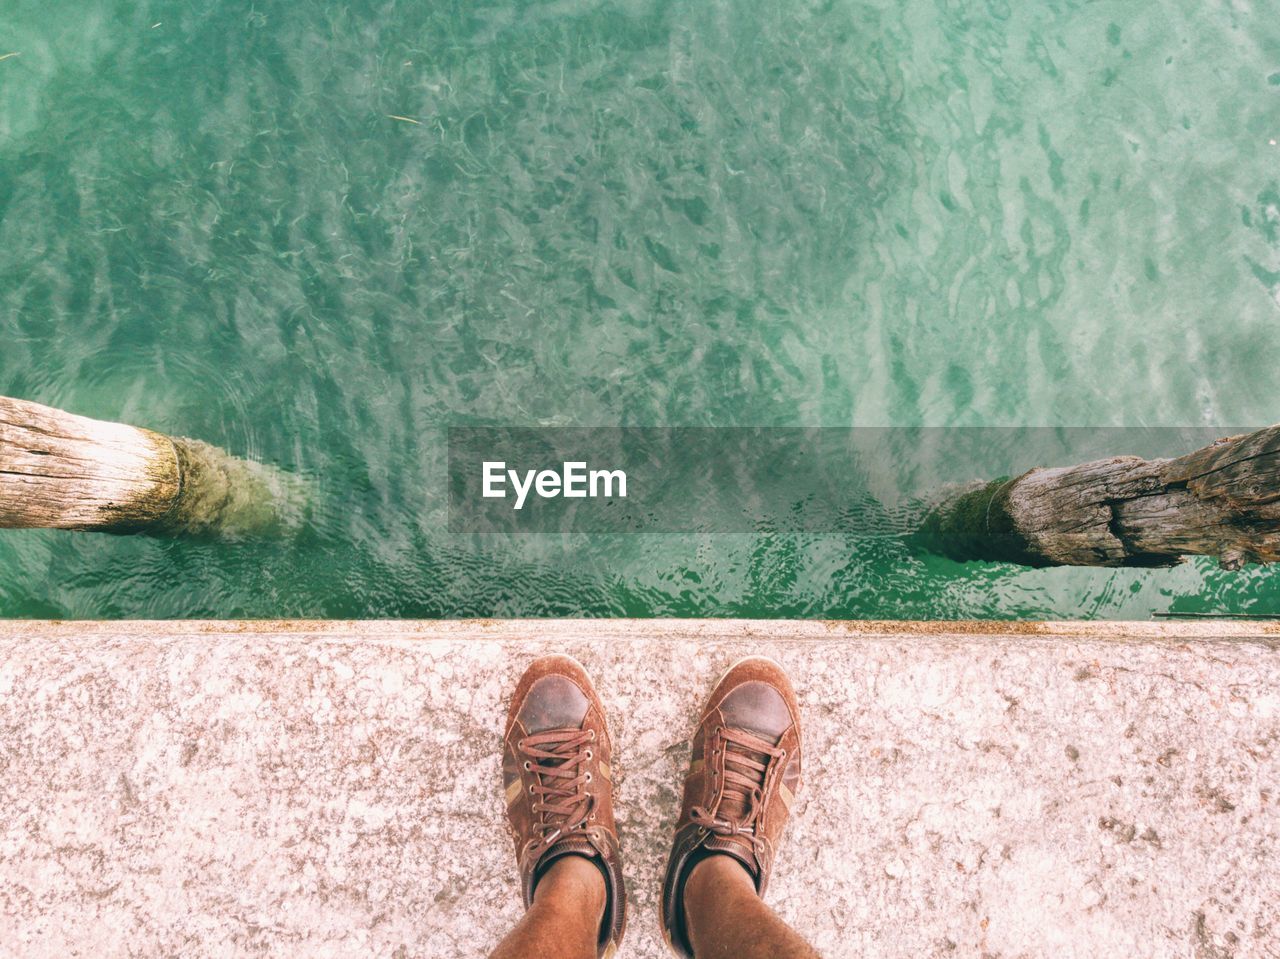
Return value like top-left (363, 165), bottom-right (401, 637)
top-left (719, 681), bottom-right (793, 740)
top-left (517, 674), bottom-right (590, 732)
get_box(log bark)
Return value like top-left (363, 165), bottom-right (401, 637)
top-left (0, 396), bottom-right (301, 537)
top-left (916, 426), bottom-right (1280, 569)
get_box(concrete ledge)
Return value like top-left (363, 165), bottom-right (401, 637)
top-left (0, 620), bottom-right (1277, 957)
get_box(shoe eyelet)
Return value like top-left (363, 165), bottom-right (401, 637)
top-left (585, 749), bottom-right (593, 760)
top-left (779, 750), bottom-right (787, 759)
top-left (523, 761), bottom-right (532, 771)
top-left (589, 729), bottom-right (596, 741)
top-left (529, 784), bottom-right (536, 794)
top-left (585, 773), bottom-right (593, 783)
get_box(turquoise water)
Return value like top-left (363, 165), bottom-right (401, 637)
top-left (1, 0), bottom-right (1279, 618)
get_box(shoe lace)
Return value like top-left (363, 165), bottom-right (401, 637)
top-left (519, 728), bottom-right (596, 849)
top-left (689, 725), bottom-right (785, 839)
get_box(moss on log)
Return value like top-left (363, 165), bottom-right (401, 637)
top-left (0, 396), bottom-right (302, 537)
top-left (916, 427), bottom-right (1280, 569)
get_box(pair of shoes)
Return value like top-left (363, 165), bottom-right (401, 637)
top-left (501, 654), bottom-right (803, 958)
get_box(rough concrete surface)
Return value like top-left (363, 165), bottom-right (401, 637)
top-left (0, 620), bottom-right (1277, 959)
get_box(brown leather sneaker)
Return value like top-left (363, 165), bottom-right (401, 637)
top-left (660, 655), bottom-right (803, 957)
top-left (502, 655), bottom-right (626, 958)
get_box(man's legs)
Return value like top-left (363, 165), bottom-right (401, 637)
top-left (661, 656), bottom-right (822, 958)
top-left (489, 855), bottom-right (605, 959)
top-left (489, 654), bottom-right (819, 958)
top-left (490, 655), bottom-right (627, 959)
top-left (683, 854), bottom-right (821, 959)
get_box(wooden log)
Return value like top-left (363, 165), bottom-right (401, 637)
top-left (915, 426), bottom-right (1280, 569)
top-left (0, 395), bottom-right (302, 537)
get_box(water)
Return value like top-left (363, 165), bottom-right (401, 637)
top-left (1, 0), bottom-right (1279, 619)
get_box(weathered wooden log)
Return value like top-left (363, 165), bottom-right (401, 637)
top-left (916, 426), bottom-right (1280, 569)
top-left (0, 395), bottom-right (302, 537)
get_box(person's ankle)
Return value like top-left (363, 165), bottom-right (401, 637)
top-left (535, 854), bottom-right (608, 926)
top-left (684, 852), bottom-right (756, 915)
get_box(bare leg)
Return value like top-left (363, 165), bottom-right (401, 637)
top-left (683, 855), bottom-right (822, 959)
top-left (489, 855), bottom-right (606, 959)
